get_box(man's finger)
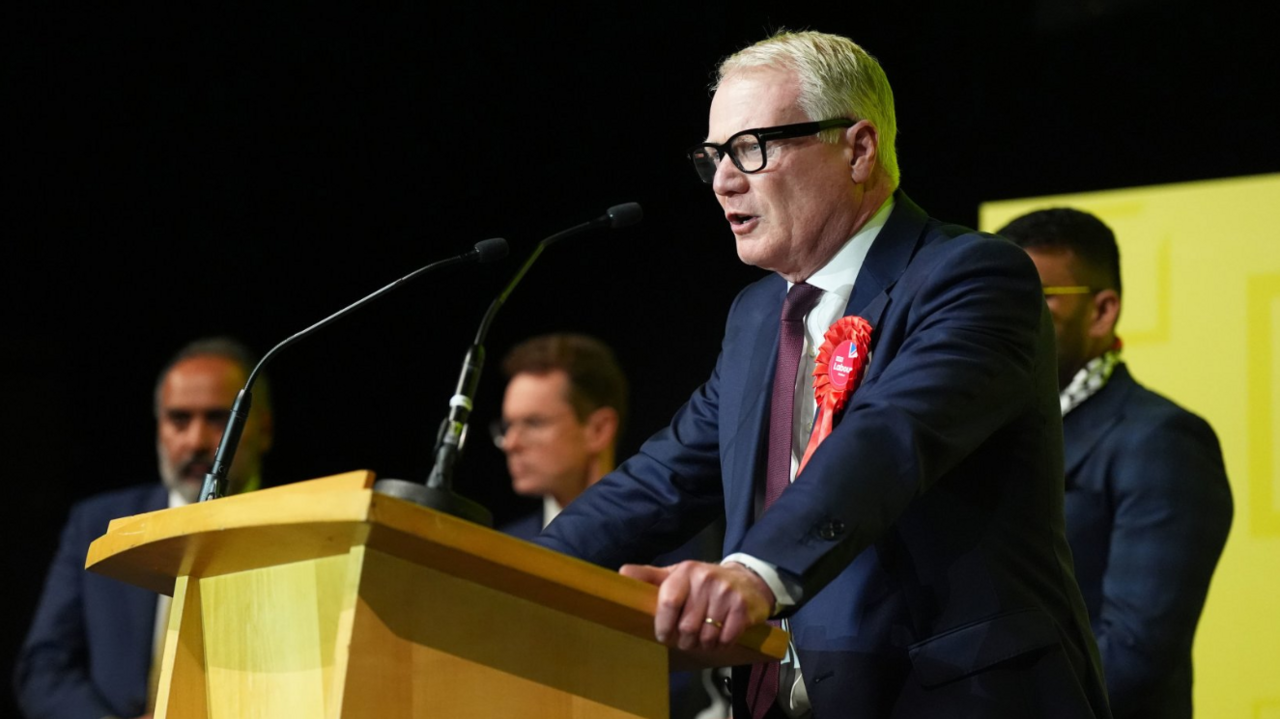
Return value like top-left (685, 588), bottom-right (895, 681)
top-left (675, 567), bottom-right (712, 651)
top-left (698, 589), bottom-right (727, 649)
top-left (619, 563), bottom-right (669, 586)
top-left (653, 566), bottom-right (693, 644)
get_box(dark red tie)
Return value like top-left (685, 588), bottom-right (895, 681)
top-left (748, 281), bottom-right (822, 719)
top-left (763, 281), bottom-right (823, 511)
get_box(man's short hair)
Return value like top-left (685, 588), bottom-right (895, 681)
top-left (502, 333), bottom-right (629, 436)
top-left (716, 29), bottom-right (900, 188)
top-left (153, 336), bottom-right (267, 415)
top-left (997, 208), bottom-right (1123, 294)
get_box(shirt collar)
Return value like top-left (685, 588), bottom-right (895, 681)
top-left (794, 197), bottom-right (894, 302)
top-left (542, 495), bottom-right (564, 529)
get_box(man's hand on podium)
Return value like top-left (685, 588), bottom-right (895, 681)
top-left (620, 561), bottom-right (774, 651)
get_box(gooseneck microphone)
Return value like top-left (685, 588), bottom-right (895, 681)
top-left (373, 203), bottom-right (643, 520)
top-left (197, 238), bottom-right (509, 502)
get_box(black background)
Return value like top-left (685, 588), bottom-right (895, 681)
top-left (6, 2), bottom-right (1276, 714)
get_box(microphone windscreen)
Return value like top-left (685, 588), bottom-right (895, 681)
top-left (606, 202), bottom-right (644, 229)
top-left (474, 237), bottom-right (509, 263)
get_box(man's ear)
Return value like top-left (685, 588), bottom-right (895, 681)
top-left (583, 406), bottom-right (619, 454)
top-left (1089, 289), bottom-right (1121, 339)
top-left (847, 120), bottom-right (880, 185)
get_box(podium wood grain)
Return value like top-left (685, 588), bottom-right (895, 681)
top-left (87, 471), bottom-right (787, 718)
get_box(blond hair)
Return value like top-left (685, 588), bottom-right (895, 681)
top-left (717, 30), bottom-right (900, 187)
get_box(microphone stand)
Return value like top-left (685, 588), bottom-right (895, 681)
top-left (373, 203), bottom-right (643, 523)
top-left (197, 238), bottom-right (508, 502)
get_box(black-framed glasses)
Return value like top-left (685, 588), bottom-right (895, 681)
top-left (489, 412), bottom-right (574, 450)
top-left (687, 117), bottom-right (856, 184)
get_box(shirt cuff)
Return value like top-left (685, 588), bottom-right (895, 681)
top-left (722, 553), bottom-right (802, 616)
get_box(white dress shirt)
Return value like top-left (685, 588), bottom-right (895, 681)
top-left (721, 198), bottom-right (892, 717)
top-left (724, 197), bottom-right (892, 607)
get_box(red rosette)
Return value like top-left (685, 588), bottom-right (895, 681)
top-left (798, 315), bottom-right (873, 474)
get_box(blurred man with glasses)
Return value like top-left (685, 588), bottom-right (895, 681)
top-left (536, 30), bottom-right (1109, 717)
top-left (494, 333), bottom-right (628, 528)
top-left (494, 332), bottom-right (728, 719)
top-left (999, 207), bottom-right (1232, 719)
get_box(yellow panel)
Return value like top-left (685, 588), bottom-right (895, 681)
top-left (155, 574), bottom-right (207, 719)
top-left (339, 548), bottom-right (667, 718)
top-left (1247, 274), bottom-right (1280, 535)
top-left (981, 173), bottom-right (1280, 719)
top-left (199, 551), bottom-right (360, 719)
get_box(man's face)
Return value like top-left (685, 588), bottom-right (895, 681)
top-left (1025, 248), bottom-right (1098, 389)
top-left (500, 371), bottom-right (594, 507)
top-left (155, 355), bottom-right (270, 502)
top-left (706, 67), bottom-right (862, 281)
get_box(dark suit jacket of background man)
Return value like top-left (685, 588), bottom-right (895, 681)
top-left (15, 483), bottom-right (167, 719)
top-left (538, 193), bottom-right (1112, 718)
top-left (1062, 363), bottom-right (1232, 719)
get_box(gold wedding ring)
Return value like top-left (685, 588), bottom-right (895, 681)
top-left (704, 617), bottom-right (723, 628)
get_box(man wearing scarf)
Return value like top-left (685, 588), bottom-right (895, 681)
top-left (1000, 208), bottom-right (1233, 719)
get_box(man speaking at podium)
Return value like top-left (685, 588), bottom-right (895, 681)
top-left (536, 31), bottom-right (1110, 718)
top-left (15, 337), bottom-right (273, 719)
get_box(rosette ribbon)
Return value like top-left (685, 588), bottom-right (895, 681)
top-left (798, 315), bottom-right (873, 474)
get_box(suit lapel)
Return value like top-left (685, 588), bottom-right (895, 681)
top-left (726, 276), bottom-right (786, 536)
top-left (844, 191), bottom-right (929, 324)
top-left (729, 194), bottom-right (929, 529)
top-left (148, 483), bottom-right (169, 511)
top-left (1062, 364), bottom-right (1134, 477)
top-left (807, 192), bottom-right (931, 434)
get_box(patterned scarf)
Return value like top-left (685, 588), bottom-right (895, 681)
top-left (1060, 342), bottom-right (1123, 416)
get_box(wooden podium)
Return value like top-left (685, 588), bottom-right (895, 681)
top-left (87, 471), bottom-right (787, 718)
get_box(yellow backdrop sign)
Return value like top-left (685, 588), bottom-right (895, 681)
top-left (980, 173), bottom-right (1280, 718)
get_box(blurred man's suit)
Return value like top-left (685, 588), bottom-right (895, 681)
top-left (1063, 363), bottom-right (1231, 718)
top-left (16, 484), bottom-right (166, 718)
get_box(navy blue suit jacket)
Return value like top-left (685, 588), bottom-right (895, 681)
top-left (497, 510), bottom-right (544, 544)
top-left (538, 194), bottom-right (1110, 718)
top-left (1063, 364), bottom-right (1231, 719)
top-left (15, 483), bottom-right (167, 719)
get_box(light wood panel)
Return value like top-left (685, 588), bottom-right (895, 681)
top-left (338, 548), bottom-right (666, 718)
top-left (88, 472), bottom-right (789, 718)
top-left (154, 574), bottom-right (207, 719)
